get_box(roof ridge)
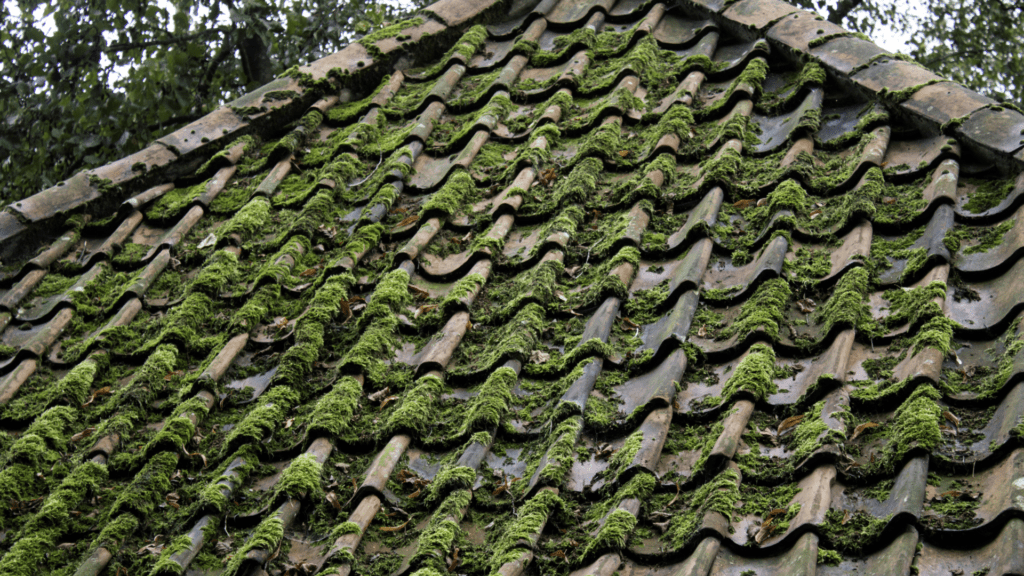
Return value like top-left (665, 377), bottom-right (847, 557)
top-left (676, 0), bottom-right (1024, 172)
top-left (0, 0), bottom-right (512, 249)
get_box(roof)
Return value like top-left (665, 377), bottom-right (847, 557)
top-left (1, 0), bottom-right (1023, 574)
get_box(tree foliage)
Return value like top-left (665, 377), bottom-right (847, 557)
top-left (0, 0), bottom-right (427, 202)
top-left (0, 0), bottom-right (1020, 204)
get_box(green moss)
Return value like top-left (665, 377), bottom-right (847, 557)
top-left (582, 508), bottom-right (636, 559)
top-left (791, 401), bottom-right (846, 462)
top-left (807, 31), bottom-right (870, 48)
top-left (223, 386), bottom-right (300, 452)
top-left (667, 468), bottom-right (741, 549)
top-left (819, 509), bottom-right (889, 553)
top-left (884, 280), bottom-right (947, 328)
top-left (817, 267), bottom-right (883, 337)
top-left (89, 513), bottom-right (139, 551)
top-left (908, 314), bottom-right (958, 355)
top-left (490, 490), bottom-right (568, 570)
top-left (459, 366), bottom-right (516, 434)
top-left (145, 180), bottom-right (207, 220)
top-left (230, 284), bottom-right (279, 334)
top-left (961, 176), bottom-right (1017, 213)
top-left (410, 489), bottom-right (472, 573)
top-left (768, 180), bottom-right (809, 214)
top-left (224, 515), bottom-right (284, 575)
top-left (341, 269), bottom-right (410, 385)
top-left (890, 385), bottom-right (942, 455)
top-left (386, 374), bottom-right (447, 433)
top-left (878, 79), bottom-right (942, 104)
top-left (538, 416), bottom-right (583, 485)
top-left (110, 451), bottom-right (177, 517)
top-left (426, 465), bottom-right (475, 503)
top-left (721, 278), bottom-right (790, 340)
top-left (722, 343), bottom-right (777, 402)
top-left (150, 534), bottom-right (193, 575)
top-left (418, 273), bottom-right (485, 326)
top-left (275, 452), bottom-right (324, 502)
top-left (420, 170), bottom-right (479, 219)
top-left (307, 376), bottom-right (362, 442)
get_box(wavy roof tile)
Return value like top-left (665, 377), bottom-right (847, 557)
top-left (2, 0), bottom-right (1024, 575)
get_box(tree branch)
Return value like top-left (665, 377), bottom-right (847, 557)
top-left (828, 0), bottom-right (864, 24)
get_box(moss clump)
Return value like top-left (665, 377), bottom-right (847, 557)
top-left (908, 314), bottom-right (958, 355)
top-left (722, 343), bottom-right (777, 402)
top-left (412, 25), bottom-right (487, 77)
top-left (386, 374), bottom-right (447, 433)
top-left (224, 515), bottom-right (284, 575)
top-left (608, 430), bottom-right (643, 478)
top-left (884, 280), bottom-right (946, 328)
top-left (720, 278), bottom-right (791, 340)
top-left (341, 269), bottom-right (411, 385)
top-left (275, 273), bottom-right (355, 391)
top-left (581, 508), bottom-right (636, 559)
top-left (817, 267), bottom-right (883, 337)
top-left (818, 509), bottom-right (889, 553)
top-left (490, 489), bottom-right (568, 570)
top-left (410, 489), bottom-right (472, 573)
top-left (538, 416), bottom-right (583, 485)
top-left (109, 451), bottom-right (177, 517)
top-left (426, 465), bottom-right (475, 503)
top-left (217, 196), bottom-right (270, 243)
top-left (420, 170), bottom-right (479, 219)
top-left (790, 401), bottom-right (846, 462)
top-left (275, 452), bottom-right (324, 502)
top-left (768, 179), bottom-right (809, 214)
top-left (459, 366), bottom-right (516, 434)
top-left (306, 376), bottom-right (362, 442)
top-left (0, 461), bottom-right (107, 576)
top-left (223, 386), bottom-right (300, 453)
top-left (961, 176), bottom-right (1017, 214)
top-left (886, 384), bottom-right (942, 464)
top-left (667, 469), bottom-right (740, 549)
top-left (192, 249), bottom-right (241, 296)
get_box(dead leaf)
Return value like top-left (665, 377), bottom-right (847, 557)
top-left (942, 411), bottom-right (960, 428)
top-left (809, 209), bottom-right (822, 220)
top-left (299, 268), bottom-right (318, 277)
top-left (777, 414), bottom-right (805, 435)
top-left (850, 422), bottom-right (879, 441)
top-left (796, 298), bottom-right (816, 313)
top-left (284, 418), bottom-right (294, 429)
top-left (756, 198), bottom-right (768, 207)
top-left (617, 150), bottom-right (630, 158)
top-left (368, 388), bottom-right (391, 403)
top-left (71, 427), bottom-right (96, 443)
top-left (408, 285), bottom-right (430, 299)
top-left (466, 319), bottom-right (473, 332)
top-left (414, 304), bottom-right (437, 319)
top-left (841, 510), bottom-right (851, 525)
top-left (165, 492), bottom-right (180, 510)
top-left (164, 370), bottom-right (184, 381)
top-left (529, 350), bottom-right (551, 364)
top-left (381, 518), bottom-right (411, 532)
top-left (620, 317), bottom-right (640, 329)
top-left (380, 395), bottom-right (400, 410)
top-left (396, 215), bottom-right (419, 227)
top-left (326, 491), bottom-right (341, 510)
top-left (137, 543), bottom-right (164, 556)
top-left (81, 386), bottom-right (112, 407)
top-left (197, 233), bottom-right (217, 249)
top-left (732, 199), bottom-right (756, 209)
top-left (697, 324), bottom-right (707, 338)
top-left (883, 197), bottom-right (897, 205)
top-left (555, 290), bottom-right (567, 302)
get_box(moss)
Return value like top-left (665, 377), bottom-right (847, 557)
top-left (89, 513), bottom-right (139, 551)
top-left (539, 416), bottom-right (583, 485)
top-left (888, 384), bottom-right (942, 459)
top-left (807, 31), bottom-right (870, 48)
top-left (386, 374), bottom-right (447, 433)
top-left (909, 314), bottom-right (958, 355)
top-left (426, 466), bottom-right (475, 503)
top-left (110, 451), bottom-right (177, 517)
top-left (819, 509), bottom-right (889, 553)
top-left (608, 430), bottom-right (643, 478)
top-left (410, 489), bottom-right (472, 573)
top-left (230, 284), bottom-right (279, 333)
top-left (418, 273), bottom-right (485, 326)
top-left (420, 170), bottom-right (479, 219)
top-left (720, 278), bottom-right (790, 340)
top-left (0, 461), bottom-right (107, 576)
top-left (341, 269), bottom-right (410, 384)
top-left (961, 176), bottom-right (1018, 213)
top-left (490, 490), bottom-right (568, 570)
top-left (791, 401), bottom-right (846, 462)
top-left (306, 376), bottom-right (362, 442)
top-left (150, 534), bottom-right (194, 575)
top-left (223, 386), bottom-right (300, 452)
top-left (224, 515), bottom-right (284, 575)
top-left (333, 521), bottom-right (362, 538)
top-left (817, 267), bottom-right (883, 337)
top-left (145, 180), bottom-right (207, 220)
top-left (459, 366), bottom-right (517, 434)
top-left (582, 508), bottom-right (636, 559)
top-left (722, 343), bottom-right (777, 402)
top-left (667, 469), bottom-right (740, 549)
top-left (273, 273), bottom-right (354, 391)
top-left (275, 452), bottom-right (324, 502)
top-left (217, 196), bottom-right (270, 243)
top-left (884, 280), bottom-right (947, 329)
top-left (768, 179), bottom-right (809, 214)
top-left (878, 79), bottom-right (942, 105)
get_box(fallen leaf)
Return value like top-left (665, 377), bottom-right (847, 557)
top-left (164, 371), bottom-right (184, 381)
top-left (942, 411), bottom-right (960, 428)
top-left (466, 319), bottom-right (473, 332)
top-left (796, 298), bottom-right (816, 313)
top-left (381, 519), bottom-right (411, 532)
top-left (697, 324), bottom-right (707, 338)
top-left (368, 388), bottom-right (391, 403)
top-left (299, 268), bottom-right (318, 277)
top-left (197, 233), bottom-right (217, 249)
top-left (883, 197), bottom-right (897, 205)
top-left (733, 199), bottom-right (756, 209)
top-left (326, 491), bottom-right (341, 510)
top-left (396, 215), bottom-right (419, 227)
top-left (620, 317), bottom-right (640, 329)
top-left (284, 418), bottom-right (294, 429)
top-left (529, 350), bottom-right (550, 364)
top-left (71, 427), bottom-right (96, 443)
top-left (810, 209), bottom-right (822, 220)
top-left (841, 510), bottom-right (851, 525)
top-left (777, 414), bottom-right (805, 435)
top-left (81, 386), bottom-right (112, 407)
top-left (380, 395), bottom-right (400, 410)
top-left (850, 421), bottom-right (879, 441)
top-left (408, 285), bottom-right (430, 299)
top-left (618, 150), bottom-right (630, 158)
top-left (756, 198), bottom-right (768, 207)
top-left (414, 304), bottom-right (437, 319)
